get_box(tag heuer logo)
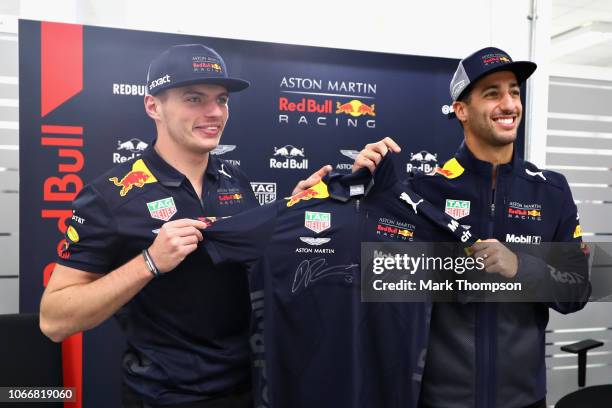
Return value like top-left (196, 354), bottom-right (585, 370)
top-left (445, 199), bottom-right (470, 220)
top-left (147, 197), bottom-right (177, 221)
top-left (304, 211), bottom-right (330, 234)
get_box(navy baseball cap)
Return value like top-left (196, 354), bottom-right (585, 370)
top-left (146, 44), bottom-right (250, 95)
top-left (449, 47), bottom-right (537, 101)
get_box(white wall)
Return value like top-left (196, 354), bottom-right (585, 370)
top-left (20, 0), bottom-right (533, 59)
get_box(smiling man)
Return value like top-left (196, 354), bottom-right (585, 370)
top-left (410, 47), bottom-right (590, 408)
top-left (352, 47), bottom-right (589, 408)
top-left (39, 44), bottom-right (332, 408)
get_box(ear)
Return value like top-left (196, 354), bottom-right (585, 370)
top-left (453, 100), bottom-right (468, 123)
top-left (144, 94), bottom-right (162, 121)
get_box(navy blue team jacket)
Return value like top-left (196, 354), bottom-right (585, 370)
top-left (57, 144), bottom-right (259, 404)
top-left (412, 142), bottom-right (590, 408)
top-left (202, 154), bottom-right (472, 408)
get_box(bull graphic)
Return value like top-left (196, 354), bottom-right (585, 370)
top-left (117, 138), bottom-right (149, 153)
top-left (109, 171), bottom-right (151, 197)
top-left (274, 145), bottom-right (305, 158)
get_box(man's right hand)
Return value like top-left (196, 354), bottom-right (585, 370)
top-left (147, 218), bottom-right (208, 273)
top-left (352, 137), bottom-right (402, 173)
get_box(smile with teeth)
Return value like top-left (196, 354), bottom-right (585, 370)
top-left (493, 117), bottom-right (515, 125)
top-left (195, 124), bottom-right (222, 135)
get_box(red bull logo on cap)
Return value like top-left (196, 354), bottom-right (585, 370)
top-left (109, 159), bottom-right (158, 197)
top-left (335, 100), bottom-right (376, 117)
top-left (286, 181), bottom-right (329, 207)
top-left (481, 53), bottom-right (512, 66)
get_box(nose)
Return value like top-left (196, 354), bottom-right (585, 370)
top-left (203, 99), bottom-right (225, 117)
top-left (499, 91), bottom-right (518, 113)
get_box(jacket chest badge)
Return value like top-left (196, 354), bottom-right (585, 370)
top-left (507, 201), bottom-right (542, 221)
top-left (445, 199), bottom-right (471, 220)
top-left (147, 197), bottom-right (177, 221)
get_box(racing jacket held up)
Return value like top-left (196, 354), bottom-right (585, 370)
top-left (411, 142), bottom-right (590, 408)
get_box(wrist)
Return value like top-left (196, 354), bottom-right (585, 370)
top-left (142, 248), bottom-right (160, 278)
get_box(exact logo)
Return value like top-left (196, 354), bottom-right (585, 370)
top-left (149, 74), bottom-right (171, 90)
top-left (270, 145), bottom-right (309, 170)
top-left (113, 138), bottom-right (148, 164)
top-left (407, 150), bottom-right (438, 175)
top-left (251, 182), bottom-right (277, 205)
top-left (505, 234), bottom-right (541, 245)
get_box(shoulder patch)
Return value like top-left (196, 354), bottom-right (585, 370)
top-left (286, 181), bottom-right (329, 207)
top-left (521, 161), bottom-right (565, 189)
top-left (434, 157), bottom-right (465, 179)
top-left (108, 159), bottom-right (157, 197)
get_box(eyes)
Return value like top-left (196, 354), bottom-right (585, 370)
top-left (184, 95), bottom-right (229, 106)
top-left (483, 88), bottom-right (521, 99)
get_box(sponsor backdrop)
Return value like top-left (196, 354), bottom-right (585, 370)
top-left (19, 20), bottom-right (525, 407)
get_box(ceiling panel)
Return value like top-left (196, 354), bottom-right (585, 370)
top-left (552, 0), bottom-right (612, 67)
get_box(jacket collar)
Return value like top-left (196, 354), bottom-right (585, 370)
top-left (454, 141), bottom-right (520, 177)
top-left (142, 139), bottom-right (220, 187)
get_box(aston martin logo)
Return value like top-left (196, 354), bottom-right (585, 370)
top-left (340, 149), bottom-right (360, 160)
top-left (211, 145), bottom-right (237, 155)
top-left (299, 237), bottom-right (332, 246)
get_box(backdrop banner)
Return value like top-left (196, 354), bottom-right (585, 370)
top-left (19, 19), bottom-right (525, 407)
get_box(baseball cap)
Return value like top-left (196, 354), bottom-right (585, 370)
top-left (146, 44), bottom-right (250, 95)
top-left (449, 47), bottom-right (537, 101)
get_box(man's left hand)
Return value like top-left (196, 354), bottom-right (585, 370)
top-left (291, 165), bottom-right (333, 196)
top-left (470, 239), bottom-right (518, 279)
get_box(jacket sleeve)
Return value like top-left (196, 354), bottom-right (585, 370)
top-left (514, 176), bottom-right (590, 313)
top-left (202, 201), bottom-right (278, 268)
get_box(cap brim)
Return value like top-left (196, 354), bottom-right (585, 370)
top-left (201, 77), bottom-right (251, 93)
top-left (455, 60), bottom-right (537, 102)
top-left (150, 77), bottom-right (250, 95)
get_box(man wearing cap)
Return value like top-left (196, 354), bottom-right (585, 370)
top-left (39, 44), bottom-right (334, 408)
top-left (355, 47), bottom-right (589, 408)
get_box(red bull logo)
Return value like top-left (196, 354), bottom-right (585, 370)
top-left (335, 100), bottom-right (376, 117)
top-left (397, 229), bottom-right (413, 238)
top-left (109, 159), bottom-right (157, 197)
top-left (434, 158), bottom-right (465, 179)
top-left (66, 225), bottom-right (80, 243)
top-left (377, 225), bottom-right (414, 238)
top-left (508, 208), bottom-right (541, 217)
top-left (279, 98), bottom-right (333, 114)
top-left (192, 62), bottom-right (222, 72)
top-left (59, 239), bottom-right (71, 259)
top-left (573, 225), bottom-right (582, 239)
top-left (198, 216), bottom-right (230, 228)
top-left (219, 193), bottom-right (243, 201)
top-left (286, 181), bottom-right (329, 207)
